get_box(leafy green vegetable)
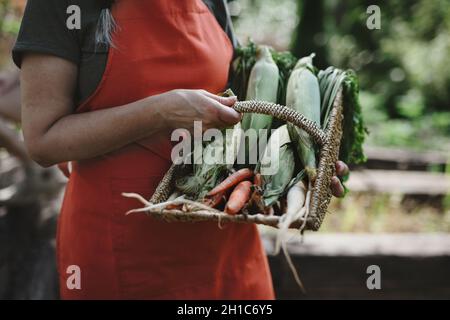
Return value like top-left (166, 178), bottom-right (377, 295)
top-left (270, 50), bottom-right (298, 106)
top-left (341, 70), bottom-right (368, 165)
top-left (318, 67), bottom-right (368, 165)
top-left (231, 41), bottom-right (258, 101)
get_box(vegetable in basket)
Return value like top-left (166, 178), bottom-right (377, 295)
top-left (270, 50), bottom-right (298, 107)
top-left (142, 44), bottom-right (365, 230)
top-left (318, 67), bottom-right (367, 165)
top-left (240, 45), bottom-right (279, 166)
top-left (224, 180), bottom-right (253, 215)
top-left (231, 40), bottom-right (298, 107)
top-left (203, 168), bottom-right (253, 209)
top-left (257, 125), bottom-right (296, 207)
top-left (231, 41), bottom-right (258, 101)
top-left (176, 121), bottom-right (242, 200)
top-left (285, 53), bottom-right (321, 182)
top-left (206, 168), bottom-right (254, 197)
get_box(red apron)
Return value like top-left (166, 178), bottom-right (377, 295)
top-left (57, 0), bottom-right (274, 300)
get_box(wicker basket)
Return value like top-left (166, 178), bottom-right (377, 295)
top-left (124, 88), bottom-right (344, 231)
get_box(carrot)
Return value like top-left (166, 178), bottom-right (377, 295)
top-left (166, 204), bottom-right (183, 210)
top-left (202, 191), bottom-right (226, 208)
top-left (207, 168), bottom-right (254, 197)
top-left (224, 180), bottom-right (253, 215)
top-left (166, 192), bottom-right (182, 210)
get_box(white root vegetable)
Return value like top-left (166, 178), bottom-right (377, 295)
top-left (167, 191), bottom-right (181, 202)
top-left (299, 180), bottom-right (313, 233)
top-left (286, 180), bottom-right (307, 217)
top-left (275, 180), bottom-right (307, 254)
top-left (273, 180), bottom-right (309, 294)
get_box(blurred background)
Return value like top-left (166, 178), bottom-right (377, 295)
top-left (0, 0), bottom-right (449, 299)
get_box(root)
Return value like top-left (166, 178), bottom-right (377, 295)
top-left (299, 181), bottom-right (312, 234)
top-left (122, 192), bottom-right (151, 206)
top-left (282, 241), bottom-right (306, 294)
top-left (122, 193), bottom-right (222, 216)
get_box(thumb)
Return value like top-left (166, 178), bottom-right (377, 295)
top-left (216, 103), bottom-right (241, 125)
top-left (218, 95), bottom-right (237, 107)
top-left (205, 91), bottom-right (237, 107)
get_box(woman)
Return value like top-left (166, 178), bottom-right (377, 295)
top-left (14, 0), bottom-right (348, 299)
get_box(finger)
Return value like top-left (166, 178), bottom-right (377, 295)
top-left (331, 176), bottom-right (345, 198)
top-left (206, 98), bottom-right (241, 126)
top-left (216, 104), bottom-right (241, 125)
top-left (203, 91), bottom-right (237, 107)
top-left (336, 161), bottom-right (349, 178)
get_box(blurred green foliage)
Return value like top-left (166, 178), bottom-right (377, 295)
top-left (231, 0), bottom-right (450, 151)
top-left (325, 0), bottom-right (450, 115)
top-left (0, 0), bottom-right (21, 66)
top-left (0, 0), bottom-right (21, 36)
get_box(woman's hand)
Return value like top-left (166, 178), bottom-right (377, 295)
top-left (331, 161), bottom-right (349, 198)
top-left (160, 89), bottom-right (241, 131)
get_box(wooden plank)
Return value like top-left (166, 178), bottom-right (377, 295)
top-left (346, 169), bottom-right (450, 195)
top-left (263, 233), bottom-right (450, 257)
top-left (362, 147), bottom-right (448, 171)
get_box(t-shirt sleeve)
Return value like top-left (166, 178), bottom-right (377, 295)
top-left (12, 0), bottom-right (80, 68)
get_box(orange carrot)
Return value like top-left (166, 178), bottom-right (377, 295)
top-left (224, 181), bottom-right (252, 215)
top-left (166, 204), bottom-right (182, 210)
top-left (207, 168), bottom-right (254, 197)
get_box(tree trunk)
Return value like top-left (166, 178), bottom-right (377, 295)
top-left (291, 0), bottom-right (328, 69)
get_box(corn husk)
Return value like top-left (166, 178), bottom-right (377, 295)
top-left (286, 54), bottom-right (321, 180)
top-left (239, 46), bottom-right (280, 167)
top-left (176, 122), bottom-right (242, 200)
top-left (241, 46), bottom-right (279, 132)
top-left (257, 125), bottom-right (295, 207)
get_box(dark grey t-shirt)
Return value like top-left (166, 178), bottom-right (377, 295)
top-left (13, 0), bottom-right (237, 105)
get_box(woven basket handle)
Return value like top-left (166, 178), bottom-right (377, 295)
top-left (232, 101), bottom-right (327, 146)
